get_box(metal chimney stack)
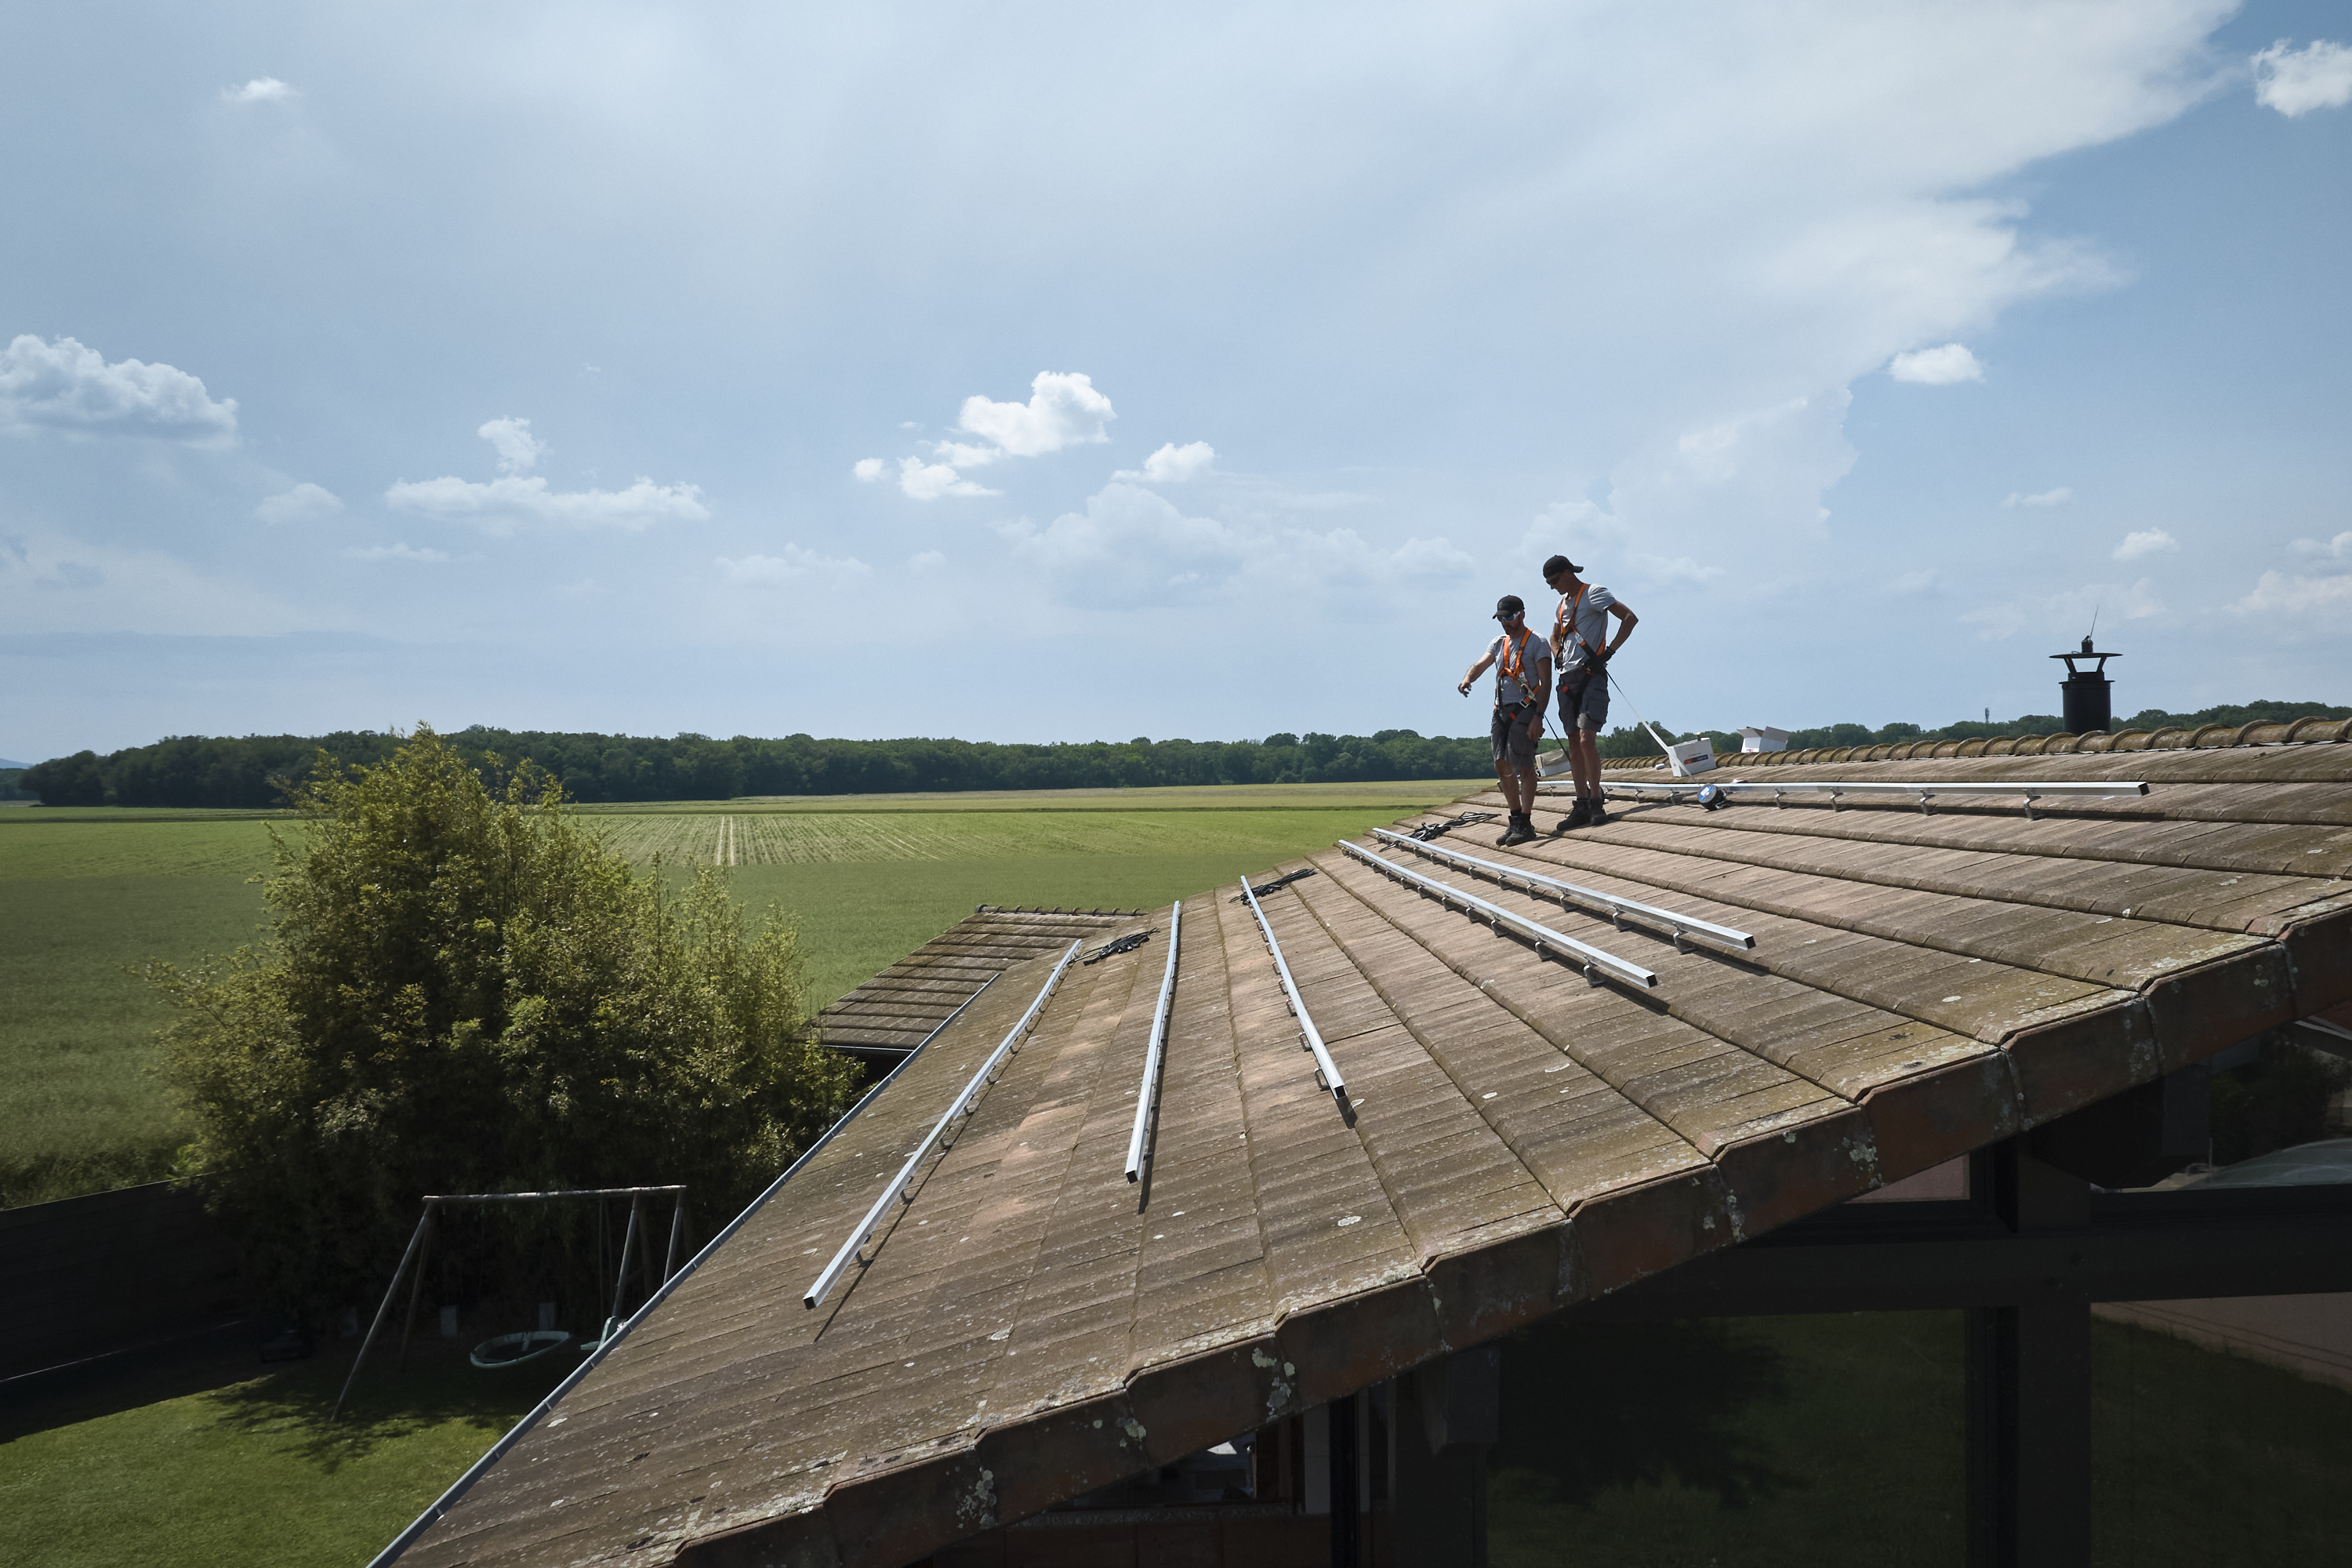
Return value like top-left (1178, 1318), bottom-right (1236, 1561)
top-left (2051, 636), bottom-right (2118, 735)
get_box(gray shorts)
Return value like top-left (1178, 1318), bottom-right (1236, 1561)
top-left (1558, 666), bottom-right (1610, 731)
top-left (1491, 704), bottom-right (1538, 766)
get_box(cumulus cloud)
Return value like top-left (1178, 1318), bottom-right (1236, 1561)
top-left (478, 416), bottom-right (546, 474)
top-left (386, 421), bottom-right (706, 531)
top-left (2004, 486), bottom-right (2074, 509)
top-left (255, 482), bottom-right (343, 524)
top-left (2253, 40), bottom-right (2352, 117)
top-left (2227, 570), bottom-right (2352, 619)
top-left (2290, 530), bottom-right (2352, 561)
top-left (892, 456), bottom-right (999, 499)
top-left (852, 458), bottom-right (885, 481)
top-left (221, 77), bottom-right (296, 104)
top-left (716, 546), bottom-right (871, 586)
top-left (1888, 343), bottom-right (1986, 385)
top-left (1115, 441), bottom-right (1217, 483)
top-left (956, 372), bottom-right (1116, 457)
top-left (345, 543), bottom-right (450, 562)
top-left (2113, 528), bottom-right (2178, 561)
top-left (0, 335), bottom-right (238, 444)
top-left (909, 550), bottom-right (947, 572)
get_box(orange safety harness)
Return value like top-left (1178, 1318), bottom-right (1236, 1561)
top-left (1555, 583), bottom-right (1610, 670)
top-left (1496, 627), bottom-right (1541, 711)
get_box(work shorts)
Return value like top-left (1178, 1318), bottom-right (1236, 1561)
top-left (1558, 665), bottom-right (1610, 731)
top-left (1491, 703), bottom-right (1538, 766)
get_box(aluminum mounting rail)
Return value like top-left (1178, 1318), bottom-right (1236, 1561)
top-left (803, 939), bottom-right (1082, 1310)
top-left (1124, 902), bottom-right (1181, 1183)
top-left (1368, 828), bottom-right (1753, 953)
top-left (1237, 875), bottom-right (1348, 1105)
top-left (1339, 839), bottom-right (1659, 990)
top-left (1572, 777), bottom-right (2149, 820)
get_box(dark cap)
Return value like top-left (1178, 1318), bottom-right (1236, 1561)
top-left (1493, 594), bottom-right (1526, 621)
top-left (1542, 554), bottom-right (1581, 578)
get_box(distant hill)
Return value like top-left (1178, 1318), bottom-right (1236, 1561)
top-left (0, 758), bottom-right (27, 770)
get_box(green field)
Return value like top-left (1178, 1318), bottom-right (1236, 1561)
top-left (0, 781), bottom-right (1483, 1208)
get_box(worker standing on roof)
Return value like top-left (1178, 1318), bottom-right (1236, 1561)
top-left (1544, 554), bottom-right (1638, 832)
top-left (1457, 594), bottom-right (1552, 846)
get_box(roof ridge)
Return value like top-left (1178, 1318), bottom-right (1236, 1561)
top-left (1601, 713), bottom-right (2352, 772)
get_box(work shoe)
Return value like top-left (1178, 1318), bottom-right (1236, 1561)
top-left (1497, 813), bottom-right (1536, 847)
top-left (1586, 797), bottom-right (1610, 827)
top-left (1552, 798), bottom-right (1592, 833)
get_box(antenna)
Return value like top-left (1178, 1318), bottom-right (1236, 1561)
top-left (2086, 604), bottom-right (2100, 644)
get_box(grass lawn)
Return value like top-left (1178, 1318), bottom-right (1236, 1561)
top-left (0, 1327), bottom-right (569, 1568)
top-left (1490, 1311), bottom-right (2352, 1567)
top-left (0, 782), bottom-right (1482, 1207)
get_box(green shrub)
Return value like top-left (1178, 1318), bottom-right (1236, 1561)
top-left (151, 727), bottom-right (855, 1318)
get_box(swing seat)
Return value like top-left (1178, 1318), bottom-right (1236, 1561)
top-left (469, 1329), bottom-right (573, 1369)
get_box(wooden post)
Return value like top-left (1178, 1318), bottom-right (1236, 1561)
top-left (397, 1206), bottom-right (437, 1368)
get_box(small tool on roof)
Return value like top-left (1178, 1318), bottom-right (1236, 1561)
top-left (1230, 867), bottom-right (1319, 902)
top-left (1082, 928), bottom-right (1156, 964)
top-left (1406, 810), bottom-right (1497, 842)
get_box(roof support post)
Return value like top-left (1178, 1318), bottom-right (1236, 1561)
top-left (1392, 1350), bottom-right (1497, 1568)
top-left (1965, 1139), bottom-right (2092, 1568)
top-left (1329, 1390), bottom-right (1361, 1568)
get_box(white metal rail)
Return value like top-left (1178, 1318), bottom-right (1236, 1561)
top-left (1238, 876), bottom-right (1348, 1105)
top-left (1339, 839), bottom-right (1659, 990)
top-left (1573, 777), bottom-right (2149, 819)
top-left (803, 939), bottom-right (1082, 1309)
top-left (1125, 902), bottom-right (1182, 1183)
top-left (1369, 828), bottom-right (1753, 953)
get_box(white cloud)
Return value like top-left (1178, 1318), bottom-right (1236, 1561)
top-left (0, 532), bottom-right (319, 635)
top-left (893, 456), bottom-right (999, 500)
top-left (345, 543), bottom-right (450, 563)
top-left (2253, 40), bottom-right (2352, 117)
top-left (2113, 528), bottom-right (2178, 561)
top-left (909, 550), bottom-right (947, 572)
top-left (2004, 486), bottom-right (2074, 509)
top-left (928, 441), bottom-right (1003, 470)
top-left (221, 77), bottom-right (296, 105)
top-left (852, 458), bottom-right (886, 481)
top-left (716, 546), bottom-right (871, 586)
top-left (387, 475), bottom-right (706, 531)
top-left (2290, 530), bottom-right (2352, 561)
top-left (1888, 343), bottom-right (1985, 385)
top-left (0, 335), bottom-right (238, 445)
top-left (2228, 570), bottom-right (2352, 619)
top-left (478, 416), bottom-right (545, 474)
top-left (1886, 569), bottom-right (1940, 596)
top-left (254, 482), bottom-right (343, 524)
top-left (956, 372), bottom-right (1116, 457)
top-left (1115, 441), bottom-right (1218, 484)
top-left (386, 422), bottom-right (707, 531)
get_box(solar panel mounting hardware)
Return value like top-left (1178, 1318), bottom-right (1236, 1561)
top-left (1231, 866), bottom-right (1319, 902)
top-left (1124, 901), bottom-right (1183, 1183)
top-left (1237, 876), bottom-right (1348, 1105)
top-left (803, 938), bottom-right (1083, 1310)
top-left (1367, 828), bottom-right (1755, 953)
top-left (1339, 839), bottom-right (1659, 990)
top-left (1406, 810), bottom-right (1498, 842)
top-left (1083, 928), bottom-right (1157, 965)
top-left (1579, 777), bottom-right (2150, 822)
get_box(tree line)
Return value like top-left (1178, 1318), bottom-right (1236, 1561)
top-left (20, 698), bottom-right (2344, 808)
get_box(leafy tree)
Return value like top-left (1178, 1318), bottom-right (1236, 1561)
top-left (151, 727), bottom-right (855, 1318)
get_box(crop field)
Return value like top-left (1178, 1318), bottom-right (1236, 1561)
top-left (0, 780), bottom-right (1483, 1209)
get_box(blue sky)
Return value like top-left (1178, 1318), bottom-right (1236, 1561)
top-left (2, 2), bottom-right (2347, 760)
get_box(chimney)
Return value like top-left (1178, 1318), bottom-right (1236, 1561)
top-left (2050, 636), bottom-right (2118, 735)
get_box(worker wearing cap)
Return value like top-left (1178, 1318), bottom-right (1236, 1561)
top-left (1544, 554), bottom-right (1637, 831)
top-left (1457, 594), bottom-right (1551, 846)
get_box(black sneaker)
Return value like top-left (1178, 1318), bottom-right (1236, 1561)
top-left (1498, 813), bottom-right (1536, 847)
top-left (1552, 798), bottom-right (1591, 833)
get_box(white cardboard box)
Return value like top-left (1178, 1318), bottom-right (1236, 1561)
top-left (1666, 738), bottom-right (1718, 777)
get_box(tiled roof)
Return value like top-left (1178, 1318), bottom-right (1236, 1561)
top-left (397, 742), bottom-right (2352, 1568)
top-left (815, 908), bottom-right (1147, 1058)
top-left (1601, 713), bottom-right (2352, 771)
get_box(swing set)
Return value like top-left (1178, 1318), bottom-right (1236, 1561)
top-left (332, 1184), bottom-right (687, 1422)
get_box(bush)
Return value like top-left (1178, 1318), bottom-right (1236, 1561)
top-left (151, 727), bottom-right (855, 1319)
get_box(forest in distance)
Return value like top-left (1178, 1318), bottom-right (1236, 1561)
top-left (13, 698), bottom-right (2348, 810)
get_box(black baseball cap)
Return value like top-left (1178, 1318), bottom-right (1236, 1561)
top-left (1542, 554), bottom-right (1581, 577)
top-left (1493, 594), bottom-right (1526, 620)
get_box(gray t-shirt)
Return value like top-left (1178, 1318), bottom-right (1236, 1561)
top-left (1555, 584), bottom-right (1617, 671)
top-left (1486, 629), bottom-right (1552, 706)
